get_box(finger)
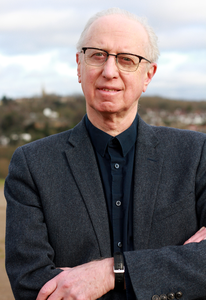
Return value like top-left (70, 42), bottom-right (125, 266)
top-left (36, 278), bottom-right (58, 300)
top-left (184, 227), bottom-right (206, 245)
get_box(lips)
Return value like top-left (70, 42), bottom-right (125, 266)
top-left (102, 88), bottom-right (118, 92)
top-left (97, 87), bottom-right (121, 92)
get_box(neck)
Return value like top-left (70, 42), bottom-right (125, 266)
top-left (87, 109), bottom-right (138, 136)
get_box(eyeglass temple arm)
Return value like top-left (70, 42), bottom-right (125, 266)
top-left (139, 56), bottom-right (151, 63)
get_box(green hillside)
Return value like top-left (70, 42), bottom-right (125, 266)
top-left (1, 94), bottom-right (206, 179)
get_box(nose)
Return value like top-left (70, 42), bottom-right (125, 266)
top-left (101, 55), bottom-right (119, 79)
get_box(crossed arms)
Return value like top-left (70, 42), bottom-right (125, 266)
top-left (36, 227), bottom-right (206, 300)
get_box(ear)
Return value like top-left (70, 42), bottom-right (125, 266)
top-left (143, 63), bottom-right (157, 93)
top-left (76, 52), bottom-right (81, 83)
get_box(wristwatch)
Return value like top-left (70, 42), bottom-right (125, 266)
top-left (113, 252), bottom-right (125, 291)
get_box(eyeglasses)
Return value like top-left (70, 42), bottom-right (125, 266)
top-left (81, 47), bottom-right (151, 72)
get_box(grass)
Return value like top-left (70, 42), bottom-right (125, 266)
top-left (0, 180), bottom-right (5, 188)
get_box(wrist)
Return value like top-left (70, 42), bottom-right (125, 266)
top-left (99, 257), bottom-right (115, 291)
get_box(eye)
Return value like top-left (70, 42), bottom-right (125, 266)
top-left (118, 55), bottom-right (135, 65)
top-left (93, 52), bottom-right (105, 57)
top-left (122, 57), bottom-right (132, 62)
top-left (118, 54), bottom-right (139, 66)
top-left (90, 51), bottom-right (107, 61)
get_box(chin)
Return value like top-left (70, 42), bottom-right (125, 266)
top-left (97, 103), bottom-right (123, 113)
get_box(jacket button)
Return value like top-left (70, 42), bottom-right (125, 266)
top-left (152, 295), bottom-right (160, 300)
top-left (160, 294), bottom-right (167, 300)
top-left (167, 292), bottom-right (175, 300)
top-left (175, 291), bottom-right (183, 299)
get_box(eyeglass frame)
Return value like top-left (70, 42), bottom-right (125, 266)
top-left (81, 47), bottom-right (151, 72)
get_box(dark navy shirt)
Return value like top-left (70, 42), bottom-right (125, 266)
top-left (85, 114), bottom-right (138, 253)
top-left (85, 114), bottom-right (138, 299)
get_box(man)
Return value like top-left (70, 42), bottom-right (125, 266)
top-left (5, 7), bottom-right (206, 300)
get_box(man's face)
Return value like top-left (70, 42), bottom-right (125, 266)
top-left (76, 15), bottom-right (157, 121)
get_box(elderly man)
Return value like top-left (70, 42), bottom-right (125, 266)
top-left (5, 7), bottom-right (206, 300)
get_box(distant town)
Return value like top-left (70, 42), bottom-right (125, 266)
top-left (1, 92), bottom-right (206, 178)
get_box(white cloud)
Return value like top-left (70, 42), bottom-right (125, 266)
top-left (145, 0), bottom-right (206, 24)
top-left (0, 52), bottom-right (54, 70)
top-left (0, 1), bottom-right (205, 54)
top-left (0, 0), bottom-right (205, 99)
top-left (0, 10), bottom-right (76, 31)
top-left (0, 51), bottom-right (79, 98)
top-left (158, 27), bottom-right (206, 51)
top-left (146, 51), bottom-right (206, 100)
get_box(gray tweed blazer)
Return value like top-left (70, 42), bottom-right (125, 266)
top-left (5, 115), bottom-right (206, 300)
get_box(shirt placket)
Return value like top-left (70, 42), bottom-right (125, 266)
top-left (108, 142), bottom-right (125, 254)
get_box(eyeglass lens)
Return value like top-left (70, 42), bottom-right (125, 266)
top-left (84, 48), bottom-right (140, 72)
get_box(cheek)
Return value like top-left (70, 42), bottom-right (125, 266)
top-left (82, 69), bottom-right (97, 88)
top-left (124, 79), bottom-right (139, 96)
top-left (81, 72), bottom-right (96, 98)
top-left (126, 72), bottom-right (145, 95)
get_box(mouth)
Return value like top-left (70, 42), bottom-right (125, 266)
top-left (98, 88), bottom-right (121, 92)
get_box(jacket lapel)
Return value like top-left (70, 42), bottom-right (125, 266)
top-left (64, 118), bottom-right (111, 257)
top-left (64, 116), bottom-right (164, 253)
top-left (133, 117), bottom-right (165, 250)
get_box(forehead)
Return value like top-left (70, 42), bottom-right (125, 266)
top-left (84, 15), bottom-right (148, 54)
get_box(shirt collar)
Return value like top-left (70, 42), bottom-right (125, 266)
top-left (85, 114), bottom-right (138, 157)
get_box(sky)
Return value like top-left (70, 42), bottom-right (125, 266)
top-left (0, 0), bottom-right (206, 101)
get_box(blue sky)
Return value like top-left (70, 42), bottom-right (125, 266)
top-left (0, 0), bottom-right (205, 100)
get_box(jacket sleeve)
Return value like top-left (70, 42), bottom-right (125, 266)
top-left (5, 146), bottom-right (62, 300)
top-left (124, 140), bottom-right (206, 300)
top-left (124, 242), bottom-right (206, 300)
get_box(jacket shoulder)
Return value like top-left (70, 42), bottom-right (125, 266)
top-left (18, 117), bottom-right (86, 152)
top-left (151, 125), bottom-right (206, 146)
top-left (11, 118), bottom-right (88, 163)
top-left (138, 116), bottom-right (206, 150)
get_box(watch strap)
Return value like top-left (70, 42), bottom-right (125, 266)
top-left (113, 252), bottom-right (125, 291)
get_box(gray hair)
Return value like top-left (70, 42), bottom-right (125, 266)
top-left (76, 7), bottom-right (160, 63)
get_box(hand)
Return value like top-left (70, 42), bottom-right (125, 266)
top-left (184, 226), bottom-right (206, 245)
top-left (36, 258), bottom-right (114, 300)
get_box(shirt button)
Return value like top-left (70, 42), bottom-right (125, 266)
top-left (114, 163), bottom-right (120, 169)
top-left (116, 201), bottom-right (122, 206)
top-left (117, 242), bottom-right (122, 248)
